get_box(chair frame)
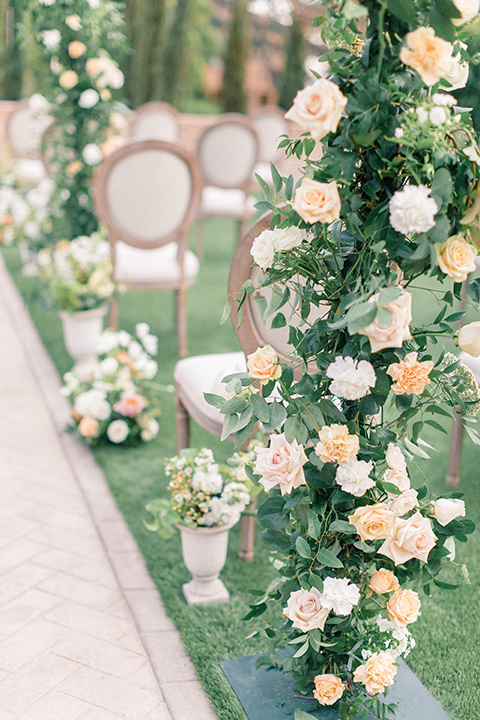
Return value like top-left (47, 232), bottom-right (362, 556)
top-left (126, 101), bottom-right (180, 142)
top-left (94, 139), bottom-right (202, 357)
top-left (6, 99), bottom-right (52, 160)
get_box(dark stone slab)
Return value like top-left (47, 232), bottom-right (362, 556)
top-left (220, 654), bottom-right (451, 720)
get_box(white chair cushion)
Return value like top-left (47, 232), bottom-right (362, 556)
top-left (201, 186), bottom-right (256, 219)
top-left (175, 351), bottom-right (247, 435)
top-left (114, 241), bottom-right (200, 285)
top-left (16, 158), bottom-right (47, 185)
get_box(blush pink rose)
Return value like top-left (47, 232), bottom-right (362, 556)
top-left (285, 78), bottom-right (347, 140)
top-left (113, 392), bottom-right (146, 418)
top-left (359, 291), bottom-right (413, 353)
top-left (283, 588), bottom-right (332, 631)
top-left (254, 432), bottom-right (308, 495)
top-left (379, 512), bottom-right (437, 565)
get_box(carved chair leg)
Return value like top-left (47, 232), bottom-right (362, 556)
top-left (196, 217), bottom-right (205, 262)
top-left (108, 297), bottom-right (118, 329)
top-left (175, 389), bottom-right (190, 452)
top-left (446, 412), bottom-right (464, 487)
top-left (239, 497), bottom-right (257, 562)
top-left (176, 287), bottom-right (188, 358)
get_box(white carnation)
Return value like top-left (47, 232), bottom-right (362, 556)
top-left (432, 93), bottom-right (457, 106)
top-left (335, 458), bottom-right (375, 497)
top-left (389, 185), bottom-right (438, 235)
top-left (106, 419), bottom-right (129, 444)
top-left (322, 577), bottom-right (360, 616)
top-left (326, 356), bottom-right (376, 401)
top-left (79, 89), bottom-right (100, 109)
top-left (82, 143), bottom-right (103, 166)
top-left (429, 107), bottom-right (447, 126)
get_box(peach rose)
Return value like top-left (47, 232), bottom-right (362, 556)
top-left (451, 0), bottom-right (479, 25)
top-left (283, 588), bottom-right (332, 631)
top-left (387, 589), bottom-right (421, 627)
top-left (313, 674), bottom-right (345, 706)
top-left (86, 58), bottom-right (102, 76)
top-left (433, 498), bottom-right (466, 526)
top-left (100, 88), bottom-right (112, 101)
top-left (379, 512), bottom-right (437, 565)
top-left (113, 392), bottom-right (146, 418)
top-left (458, 321), bottom-right (480, 356)
top-left (399, 27), bottom-right (454, 86)
top-left (435, 235), bottom-right (477, 282)
top-left (359, 291), bottom-right (412, 353)
top-left (254, 432), bottom-right (308, 495)
top-left (66, 160), bottom-right (83, 177)
top-left (292, 179), bottom-right (341, 224)
top-left (387, 352), bottom-right (433, 396)
top-left (78, 417), bottom-right (99, 438)
top-left (348, 503), bottom-right (397, 542)
top-left (285, 78), bottom-right (348, 140)
top-left (68, 41), bottom-right (87, 58)
top-left (59, 70), bottom-right (79, 89)
top-left (116, 351), bottom-right (136, 371)
top-left (353, 652), bottom-right (398, 695)
top-left (315, 424), bottom-right (359, 465)
top-left (247, 345), bottom-right (282, 385)
top-left (368, 568), bottom-right (400, 595)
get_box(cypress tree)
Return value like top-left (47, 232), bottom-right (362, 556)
top-left (221, 0), bottom-right (249, 114)
top-left (2, 0), bottom-right (22, 100)
top-left (278, 12), bottom-right (306, 111)
top-left (124, 0), bottom-right (166, 107)
top-left (158, 0), bottom-right (192, 107)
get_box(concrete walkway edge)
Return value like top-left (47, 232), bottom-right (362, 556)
top-left (0, 254), bottom-right (218, 720)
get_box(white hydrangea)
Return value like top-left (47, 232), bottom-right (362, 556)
top-left (416, 107), bottom-right (428, 124)
top-left (389, 185), bottom-right (438, 235)
top-left (74, 388), bottom-right (111, 420)
top-left (106, 419), bottom-right (129, 444)
top-left (140, 418), bottom-right (159, 442)
top-left (191, 468), bottom-right (224, 495)
top-left (117, 330), bottom-right (132, 347)
top-left (335, 458), bottom-right (375, 497)
top-left (326, 356), bottom-right (376, 401)
top-left (376, 616), bottom-right (416, 658)
top-left (322, 577), bottom-right (360, 616)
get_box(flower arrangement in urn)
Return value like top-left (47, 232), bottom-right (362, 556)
top-left (62, 324), bottom-right (160, 445)
top-left (209, 0), bottom-right (479, 717)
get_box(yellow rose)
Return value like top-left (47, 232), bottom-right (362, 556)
top-left (399, 27), bottom-right (454, 86)
top-left (68, 41), bottom-right (87, 59)
top-left (315, 423), bottom-right (359, 465)
top-left (292, 179), bottom-right (341, 224)
top-left (66, 160), bottom-right (83, 177)
top-left (353, 652), bottom-right (398, 695)
top-left (313, 674), bottom-right (345, 706)
top-left (59, 70), bottom-right (79, 89)
top-left (379, 512), bottom-right (437, 565)
top-left (78, 417), bottom-right (99, 438)
top-left (435, 234), bottom-right (477, 282)
top-left (348, 503), bottom-right (397, 542)
top-left (359, 291), bottom-right (412, 353)
top-left (247, 345), bottom-right (282, 384)
top-left (283, 588), bottom-right (331, 632)
top-left (368, 568), bottom-right (400, 595)
top-left (387, 589), bottom-right (421, 627)
top-left (285, 78), bottom-right (348, 140)
top-left (458, 321), bottom-right (480, 356)
top-left (387, 351), bottom-right (433, 395)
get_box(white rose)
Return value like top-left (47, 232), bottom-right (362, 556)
top-left (385, 443), bottom-right (407, 472)
top-left (28, 93), bottom-right (50, 114)
top-left (82, 143), bottom-right (103, 166)
top-left (433, 498), bottom-right (466, 526)
top-left (383, 468), bottom-right (410, 492)
top-left (272, 226), bottom-right (307, 252)
top-left (389, 185), bottom-right (438, 235)
top-left (99, 357), bottom-right (118, 375)
top-left (432, 93), bottom-right (457, 106)
top-left (335, 458), bottom-right (376, 497)
top-left (451, 0), bottom-right (479, 25)
top-left (39, 0), bottom-right (56, 5)
top-left (429, 107), bottom-right (447, 126)
top-left (251, 229), bottom-right (276, 270)
top-left (79, 89), bottom-right (100, 109)
top-left (326, 356), bottom-right (376, 401)
top-left (441, 46), bottom-right (469, 91)
top-left (444, 536), bottom-right (456, 561)
top-left (458, 321), bottom-right (480, 356)
top-left (322, 577), bottom-right (360, 616)
top-left (388, 489), bottom-right (418, 516)
top-left (106, 419), bottom-right (129, 443)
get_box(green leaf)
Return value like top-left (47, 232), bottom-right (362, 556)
top-left (346, 302), bottom-right (377, 335)
top-left (430, 168), bottom-right (453, 206)
top-left (309, 572), bottom-right (324, 592)
top-left (271, 312), bottom-right (286, 329)
top-left (296, 536), bottom-right (312, 559)
top-left (262, 402), bottom-right (287, 432)
top-left (270, 163), bottom-right (283, 195)
top-left (257, 495), bottom-right (289, 530)
top-left (221, 396), bottom-right (248, 414)
top-left (221, 413), bottom-right (240, 441)
top-left (329, 519), bottom-right (357, 535)
top-left (343, 0), bottom-right (368, 19)
top-left (317, 548), bottom-right (344, 568)
top-left (261, 528), bottom-right (292, 553)
top-left (307, 509), bottom-right (321, 539)
top-left (203, 392), bottom-right (225, 410)
top-left (294, 709), bottom-right (318, 720)
top-left (387, 0), bottom-right (416, 21)
top-left (251, 393), bottom-right (271, 423)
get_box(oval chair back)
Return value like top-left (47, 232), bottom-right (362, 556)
top-left (127, 101), bottom-right (180, 143)
top-left (7, 99), bottom-right (52, 159)
top-left (250, 106), bottom-right (289, 165)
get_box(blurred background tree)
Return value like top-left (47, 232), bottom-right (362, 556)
top-left (278, 10), bottom-right (306, 110)
top-left (1, 0), bottom-right (23, 100)
top-left (221, 0), bottom-right (249, 113)
top-left (124, 0), bottom-right (166, 107)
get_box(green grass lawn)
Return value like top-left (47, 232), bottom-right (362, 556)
top-left (3, 220), bottom-right (480, 720)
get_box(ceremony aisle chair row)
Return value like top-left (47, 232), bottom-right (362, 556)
top-left (6, 99), bottom-right (52, 185)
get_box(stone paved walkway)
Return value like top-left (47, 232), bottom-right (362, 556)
top-left (0, 256), bottom-right (217, 719)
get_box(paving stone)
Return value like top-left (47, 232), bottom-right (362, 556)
top-left (19, 690), bottom-right (91, 720)
top-left (45, 602), bottom-right (130, 643)
top-left (142, 631), bottom-right (198, 683)
top-left (0, 619), bottom-right (66, 672)
top-left (126, 589), bottom-right (176, 633)
top-left (38, 571), bottom-right (119, 611)
top-left (53, 633), bottom-right (147, 679)
top-left (109, 551), bottom-right (157, 590)
top-left (0, 588), bottom-right (61, 636)
top-left (163, 680), bottom-right (217, 720)
top-left (98, 519), bottom-right (140, 554)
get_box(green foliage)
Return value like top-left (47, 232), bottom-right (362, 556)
top-left (278, 12), bottom-right (307, 111)
top-left (221, 0), bottom-right (249, 113)
top-left (159, 0), bottom-right (193, 107)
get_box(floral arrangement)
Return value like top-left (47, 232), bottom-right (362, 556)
top-left (61, 323), bottom-right (160, 445)
top-left (25, 0), bottom-right (127, 244)
top-left (209, 1), bottom-right (479, 717)
top-left (0, 169), bottom-right (55, 252)
top-left (145, 448), bottom-right (252, 539)
top-left (38, 232), bottom-right (116, 313)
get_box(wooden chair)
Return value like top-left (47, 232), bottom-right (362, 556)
top-left (196, 113), bottom-right (259, 256)
top-left (175, 213), bottom-right (328, 558)
top-left (250, 105), bottom-right (289, 187)
top-left (7, 98), bottom-right (52, 184)
top-left (127, 101), bottom-right (180, 143)
top-left (94, 139), bottom-right (202, 357)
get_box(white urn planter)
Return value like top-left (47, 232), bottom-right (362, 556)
top-left (60, 306), bottom-right (107, 377)
top-left (177, 522), bottom-right (234, 605)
